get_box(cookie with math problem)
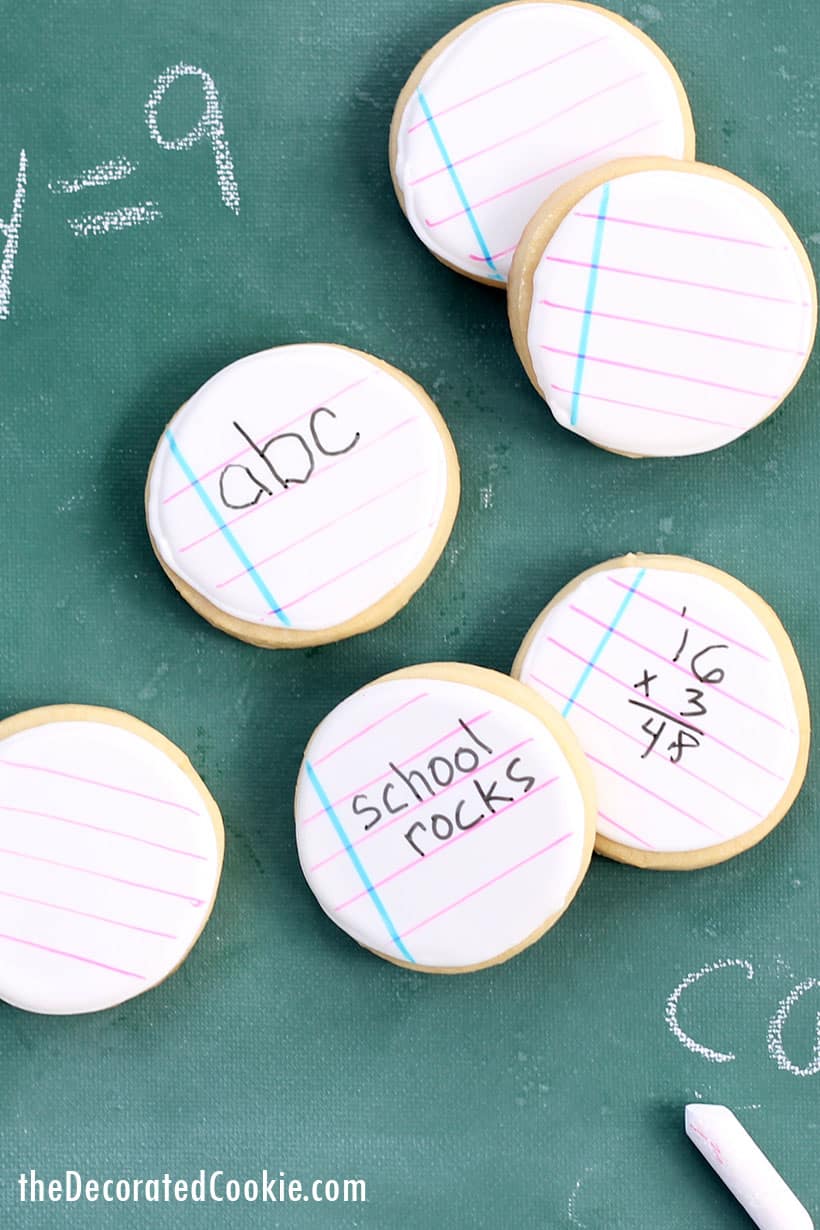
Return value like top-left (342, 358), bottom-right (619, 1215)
top-left (512, 554), bottom-right (810, 870)
top-left (0, 705), bottom-right (224, 1015)
top-left (145, 344), bottom-right (460, 648)
top-left (507, 157), bottom-right (818, 456)
top-left (294, 663), bottom-right (596, 973)
top-left (389, 0), bottom-right (694, 285)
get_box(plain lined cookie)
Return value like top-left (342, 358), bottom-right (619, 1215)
top-left (508, 158), bottom-right (817, 456)
top-left (390, 0), bottom-right (694, 285)
top-left (146, 344), bottom-right (460, 648)
top-left (295, 663), bottom-right (596, 972)
top-left (513, 555), bottom-right (810, 870)
top-left (0, 705), bottom-right (224, 1014)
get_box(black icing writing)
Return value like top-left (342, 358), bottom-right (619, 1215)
top-left (347, 717), bottom-right (538, 861)
top-left (218, 407), bottom-right (360, 509)
top-left (630, 605), bottom-right (729, 764)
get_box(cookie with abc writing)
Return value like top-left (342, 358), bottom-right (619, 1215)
top-left (146, 344), bottom-right (460, 647)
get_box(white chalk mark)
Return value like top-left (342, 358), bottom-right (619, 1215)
top-left (567, 1171), bottom-right (592, 1227)
top-left (145, 63), bottom-right (240, 214)
top-left (48, 157), bottom-right (138, 194)
top-left (666, 959), bottom-right (755, 1063)
top-left (66, 203), bottom-right (162, 237)
top-left (767, 979), bottom-right (820, 1077)
top-left (685, 1104), bottom-right (814, 1229)
top-left (0, 148), bottom-right (27, 320)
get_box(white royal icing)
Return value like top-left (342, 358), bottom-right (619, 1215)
top-left (0, 718), bottom-right (221, 1014)
top-left (295, 675), bottom-right (589, 969)
top-left (394, 1), bottom-right (689, 282)
top-left (147, 345), bottom-right (453, 636)
top-left (527, 169), bottom-right (816, 456)
top-left (515, 562), bottom-right (803, 855)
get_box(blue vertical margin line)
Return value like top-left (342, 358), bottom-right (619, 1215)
top-left (562, 567), bottom-right (646, 717)
top-left (570, 180), bottom-right (611, 427)
top-left (416, 89), bottom-right (505, 283)
top-left (305, 761), bottom-right (416, 964)
top-left (164, 428), bottom-right (292, 628)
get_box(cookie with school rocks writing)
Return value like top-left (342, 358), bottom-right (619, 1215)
top-left (508, 158), bottom-right (817, 456)
top-left (295, 663), bottom-right (596, 972)
top-left (0, 705), bottom-right (224, 1014)
top-left (145, 344), bottom-right (460, 648)
top-left (513, 555), bottom-right (810, 870)
top-left (390, 0), bottom-right (694, 285)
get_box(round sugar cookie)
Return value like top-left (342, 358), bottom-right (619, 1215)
top-left (295, 663), bottom-right (596, 972)
top-left (513, 555), bottom-right (810, 870)
top-left (390, 0), bottom-right (694, 285)
top-left (146, 344), bottom-right (460, 648)
top-left (0, 705), bottom-right (224, 1014)
top-left (508, 158), bottom-right (818, 456)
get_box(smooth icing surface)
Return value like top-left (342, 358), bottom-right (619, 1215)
top-left (147, 345), bottom-right (452, 634)
top-left (394, 2), bottom-right (689, 282)
top-left (295, 675), bottom-right (589, 969)
top-left (527, 169), bottom-right (816, 455)
top-left (515, 563), bottom-right (803, 854)
top-left (0, 720), bottom-right (221, 1014)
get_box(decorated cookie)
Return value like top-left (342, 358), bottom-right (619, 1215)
top-left (295, 663), bottom-right (596, 972)
top-left (390, 0), bottom-right (694, 285)
top-left (508, 157), bottom-right (818, 456)
top-left (0, 705), bottom-right (224, 1014)
top-left (513, 555), bottom-right (810, 870)
top-left (146, 344), bottom-right (460, 648)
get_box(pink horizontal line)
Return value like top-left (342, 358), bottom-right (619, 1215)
top-left (573, 211), bottom-right (777, 249)
top-left (0, 844), bottom-right (206, 906)
top-left (542, 345), bottom-right (777, 400)
top-left (543, 638), bottom-right (785, 780)
top-left (0, 887), bottom-right (177, 939)
top-left (529, 673), bottom-right (761, 819)
top-left (607, 577), bottom-right (771, 661)
top-left (0, 802), bottom-right (207, 860)
top-left (541, 299), bottom-right (806, 357)
top-left (598, 810), bottom-right (655, 850)
top-left (310, 738), bottom-right (534, 872)
top-left (335, 776), bottom-right (561, 912)
top-left (550, 382), bottom-right (735, 429)
top-left (569, 604), bottom-right (791, 730)
top-left (312, 693), bottom-right (430, 768)
top-left (301, 711), bottom-right (492, 825)
top-left (216, 468), bottom-right (425, 589)
top-left (178, 416), bottom-right (418, 554)
top-left (266, 523), bottom-right (432, 619)
top-left (409, 72), bottom-right (644, 187)
top-left (407, 35), bottom-right (607, 133)
top-left (400, 829), bottom-right (573, 941)
top-left (427, 121), bottom-right (660, 228)
top-left (0, 930), bottom-right (145, 980)
top-left (0, 758), bottom-right (199, 814)
top-left (162, 375), bottom-right (369, 504)
top-left (588, 754), bottom-right (723, 837)
top-left (545, 255), bottom-right (807, 306)
top-left (469, 242), bottom-right (518, 263)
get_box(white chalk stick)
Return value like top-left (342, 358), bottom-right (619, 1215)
top-left (685, 1104), bottom-right (814, 1230)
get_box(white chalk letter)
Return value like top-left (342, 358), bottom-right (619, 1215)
top-left (665, 959), bottom-right (754, 1063)
top-left (767, 978), bottom-right (820, 1077)
top-left (145, 64), bottom-right (240, 213)
top-left (0, 149), bottom-right (27, 319)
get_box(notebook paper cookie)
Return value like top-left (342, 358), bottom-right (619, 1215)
top-left (513, 555), bottom-right (810, 870)
top-left (0, 706), bottom-right (224, 1014)
top-left (508, 158), bottom-right (818, 456)
top-left (146, 344), bottom-right (460, 648)
top-left (390, 0), bottom-right (694, 285)
top-left (295, 663), bottom-right (596, 972)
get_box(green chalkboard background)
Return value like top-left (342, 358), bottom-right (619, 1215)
top-left (1, 1), bottom-right (818, 1226)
